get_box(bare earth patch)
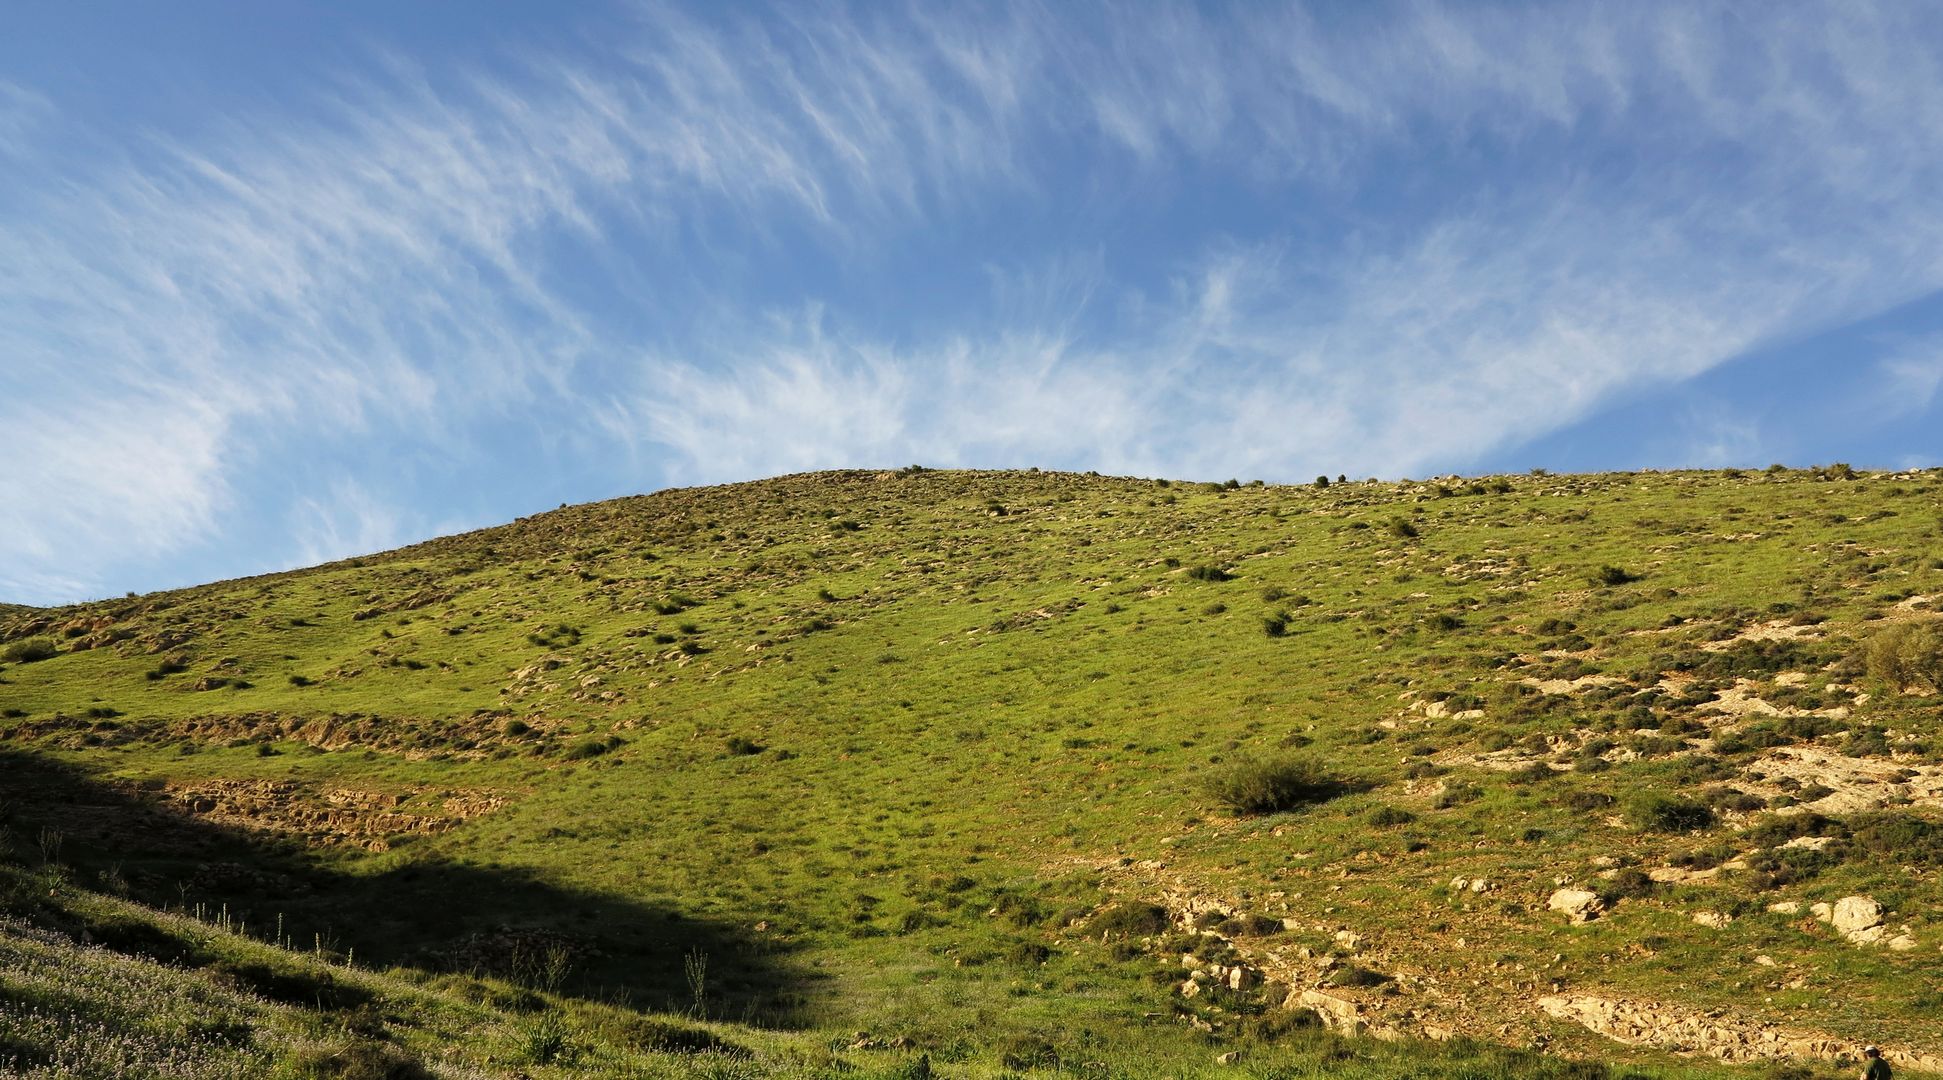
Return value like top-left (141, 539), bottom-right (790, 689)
top-left (163, 779), bottom-right (508, 850)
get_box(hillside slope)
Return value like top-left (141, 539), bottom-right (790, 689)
top-left (3, 466), bottom-right (1941, 1073)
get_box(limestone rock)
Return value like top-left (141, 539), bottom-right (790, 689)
top-left (1831, 895), bottom-right (1883, 936)
top-left (1692, 911), bottom-right (1732, 929)
top-left (1766, 901), bottom-right (1801, 915)
top-left (1548, 888), bottom-right (1605, 923)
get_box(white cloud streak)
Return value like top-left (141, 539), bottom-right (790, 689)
top-left (7, 2), bottom-right (1943, 603)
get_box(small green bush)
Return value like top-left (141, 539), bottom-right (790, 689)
top-left (562, 738), bottom-right (612, 761)
top-left (1626, 794), bottom-right (1714, 832)
top-left (0, 638), bottom-right (58, 663)
top-left (1088, 902), bottom-right (1172, 937)
top-left (597, 1015), bottom-right (749, 1056)
top-left (1603, 867), bottom-right (1657, 901)
top-left (1848, 811), bottom-right (1943, 866)
top-left (1204, 755), bottom-right (1354, 815)
top-left (284, 1041), bottom-right (433, 1079)
top-left (1186, 565), bottom-right (1235, 582)
top-left (1593, 565), bottom-right (1640, 586)
top-left (1368, 806), bottom-right (1416, 827)
top-left (1387, 517), bottom-right (1419, 539)
top-left (1864, 618), bottom-right (1942, 694)
top-left (1328, 964), bottom-right (1391, 988)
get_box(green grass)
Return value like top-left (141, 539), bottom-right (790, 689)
top-left (2, 465), bottom-right (1942, 1074)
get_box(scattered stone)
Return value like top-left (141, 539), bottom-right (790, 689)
top-left (1228, 967), bottom-right (1254, 991)
top-left (1691, 911), bottom-right (1732, 929)
top-left (1766, 901), bottom-right (1801, 915)
top-left (1215, 1050), bottom-right (1243, 1065)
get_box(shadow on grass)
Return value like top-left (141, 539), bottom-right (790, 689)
top-left (0, 748), bottom-right (818, 1026)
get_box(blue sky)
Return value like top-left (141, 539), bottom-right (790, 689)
top-left (4, 2), bottom-right (1941, 605)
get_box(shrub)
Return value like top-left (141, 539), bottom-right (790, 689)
top-left (1368, 806), bottom-right (1416, 827)
top-left (1215, 912), bottom-right (1284, 937)
top-left (1848, 811), bottom-right (1943, 866)
top-left (1864, 619), bottom-right (1943, 694)
top-left (598, 1015), bottom-right (748, 1056)
top-left (724, 735), bottom-right (765, 756)
top-left (285, 1041), bottom-right (433, 1080)
top-left (0, 638), bottom-right (58, 663)
top-left (1187, 565), bottom-right (1235, 582)
top-left (1262, 613), bottom-right (1290, 638)
top-left (1387, 517), bottom-right (1419, 539)
top-left (1314, 475), bottom-right (1330, 488)
top-left (1626, 795), bottom-right (1714, 832)
top-left (1603, 867), bottom-right (1657, 901)
top-left (1328, 964), bottom-right (1391, 988)
top-left (1204, 755), bottom-right (1354, 815)
top-left (1593, 566), bottom-right (1640, 586)
top-left (1569, 784), bottom-right (1616, 808)
top-left (1088, 902), bottom-right (1172, 937)
top-left (1506, 762), bottom-right (1555, 785)
top-left (210, 959), bottom-right (371, 1010)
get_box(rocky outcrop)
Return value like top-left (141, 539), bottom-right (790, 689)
top-left (1539, 994), bottom-right (1943, 1071)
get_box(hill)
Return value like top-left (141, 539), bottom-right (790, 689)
top-left (2, 466), bottom-right (1941, 1077)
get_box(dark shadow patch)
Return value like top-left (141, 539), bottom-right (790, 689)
top-left (0, 749), bottom-right (817, 1025)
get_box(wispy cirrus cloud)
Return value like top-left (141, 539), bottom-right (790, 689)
top-left (5, 2), bottom-right (1943, 604)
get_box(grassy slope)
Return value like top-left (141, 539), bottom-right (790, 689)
top-left (2, 466), bottom-right (1941, 1075)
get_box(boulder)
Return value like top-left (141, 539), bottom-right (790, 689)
top-left (1692, 911), bottom-right (1732, 929)
top-left (1548, 888), bottom-right (1606, 924)
top-left (1831, 895), bottom-right (1883, 936)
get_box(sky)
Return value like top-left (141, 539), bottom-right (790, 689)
top-left (3, 2), bottom-right (1942, 606)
